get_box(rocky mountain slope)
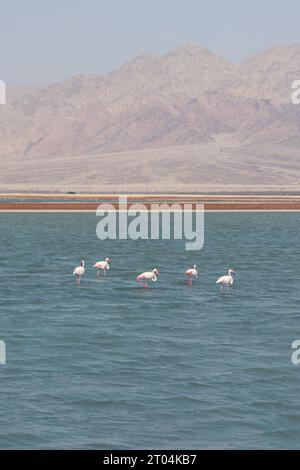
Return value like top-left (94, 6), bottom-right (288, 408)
top-left (1, 43), bottom-right (300, 191)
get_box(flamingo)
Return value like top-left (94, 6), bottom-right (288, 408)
top-left (136, 268), bottom-right (159, 289)
top-left (73, 260), bottom-right (85, 285)
top-left (216, 268), bottom-right (236, 291)
top-left (93, 257), bottom-right (112, 277)
top-left (185, 264), bottom-right (198, 286)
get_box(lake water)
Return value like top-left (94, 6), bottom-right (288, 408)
top-left (0, 212), bottom-right (300, 449)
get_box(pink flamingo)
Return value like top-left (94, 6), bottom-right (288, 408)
top-left (136, 268), bottom-right (159, 289)
top-left (93, 257), bottom-right (112, 277)
top-left (73, 260), bottom-right (85, 285)
top-left (216, 268), bottom-right (236, 291)
top-left (185, 264), bottom-right (198, 286)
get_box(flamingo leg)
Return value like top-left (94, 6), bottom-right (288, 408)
top-left (144, 281), bottom-right (148, 289)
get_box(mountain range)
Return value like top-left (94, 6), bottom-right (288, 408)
top-left (1, 43), bottom-right (300, 192)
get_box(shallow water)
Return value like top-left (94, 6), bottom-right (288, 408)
top-left (0, 212), bottom-right (300, 449)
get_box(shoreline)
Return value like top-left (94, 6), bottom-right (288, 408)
top-left (1, 194), bottom-right (300, 211)
top-left (2, 192), bottom-right (300, 198)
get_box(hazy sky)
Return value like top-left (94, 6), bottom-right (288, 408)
top-left (1, 0), bottom-right (300, 83)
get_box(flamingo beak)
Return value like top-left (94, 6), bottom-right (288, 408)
top-left (108, 258), bottom-right (112, 263)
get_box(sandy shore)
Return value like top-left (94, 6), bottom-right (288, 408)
top-left (1, 194), bottom-right (300, 210)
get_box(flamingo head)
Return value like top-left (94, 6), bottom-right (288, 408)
top-left (106, 258), bottom-right (112, 263)
top-left (153, 268), bottom-right (159, 276)
top-left (229, 268), bottom-right (236, 276)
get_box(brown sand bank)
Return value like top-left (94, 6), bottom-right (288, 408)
top-left (1, 194), bottom-right (300, 211)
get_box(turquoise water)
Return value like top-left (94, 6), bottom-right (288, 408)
top-left (0, 212), bottom-right (300, 449)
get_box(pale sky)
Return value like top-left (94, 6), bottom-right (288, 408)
top-left (1, 0), bottom-right (300, 83)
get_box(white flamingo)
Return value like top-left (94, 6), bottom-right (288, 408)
top-left (73, 260), bottom-right (85, 285)
top-left (93, 257), bottom-right (112, 277)
top-left (216, 268), bottom-right (236, 291)
top-left (136, 268), bottom-right (159, 289)
top-left (185, 265), bottom-right (198, 286)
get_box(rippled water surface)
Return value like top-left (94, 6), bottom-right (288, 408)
top-left (0, 212), bottom-right (300, 449)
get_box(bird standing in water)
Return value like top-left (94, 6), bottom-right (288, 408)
top-left (136, 268), bottom-right (159, 289)
top-left (93, 257), bottom-right (112, 277)
top-left (216, 268), bottom-right (236, 291)
top-left (185, 265), bottom-right (198, 286)
top-left (73, 260), bottom-right (85, 285)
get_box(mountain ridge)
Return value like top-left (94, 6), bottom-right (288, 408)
top-left (1, 42), bottom-right (300, 190)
